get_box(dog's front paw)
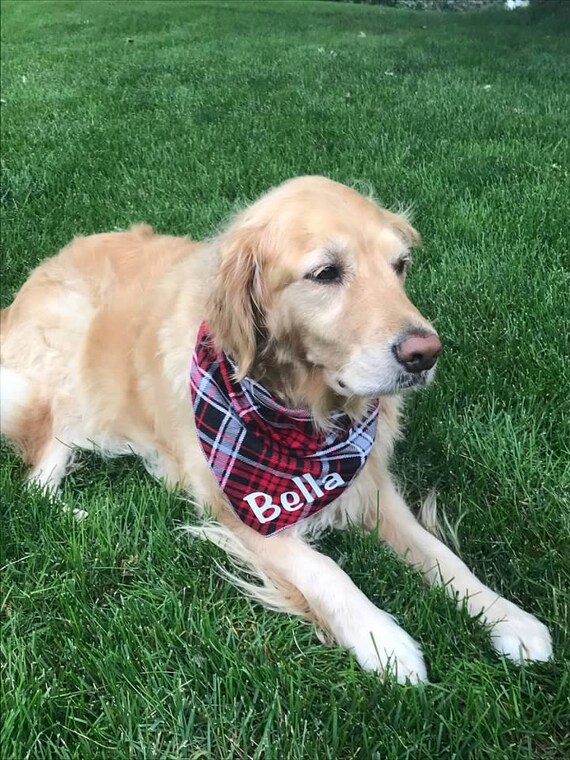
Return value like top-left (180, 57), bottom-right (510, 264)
top-left (347, 611), bottom-right (428, 684)
top-left (489, 599), bottom-right (553, 663)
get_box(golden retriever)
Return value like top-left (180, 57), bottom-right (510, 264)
top-left (0, 176), bottom-right (552, 682)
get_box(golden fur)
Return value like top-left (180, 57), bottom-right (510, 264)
top-left (0, 176), bottom-right (552, 682)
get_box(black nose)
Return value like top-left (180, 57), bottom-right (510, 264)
top-left (394, 332), bottom-right (442, 373)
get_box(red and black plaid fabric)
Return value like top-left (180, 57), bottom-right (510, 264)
top-left (189, 322), bottom-right (379, 536)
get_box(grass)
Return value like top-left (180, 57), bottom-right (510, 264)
top-left (1, 0), bottom-right (569, 757)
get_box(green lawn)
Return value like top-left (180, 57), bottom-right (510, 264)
top-left (1, 1), bottom-right (569, 758)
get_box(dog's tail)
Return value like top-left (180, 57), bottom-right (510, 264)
top-left (0, 365), bottom-right (33, 440)
top-left (1, 306), bottom-right (32, 443)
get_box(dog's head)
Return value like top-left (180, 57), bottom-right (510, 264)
top-left (208, 176), bottom-right (441, 411)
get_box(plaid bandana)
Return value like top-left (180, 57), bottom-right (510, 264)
top-left (190, 323), bottom-right (379, 536)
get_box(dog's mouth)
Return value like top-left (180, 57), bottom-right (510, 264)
top-left (394, 369), bottom-right (433, 391)
top-left (328, 365), bottom-right (436, 399)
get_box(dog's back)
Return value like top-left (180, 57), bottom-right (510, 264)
top-left (0, 224), bottom-right (194, 486)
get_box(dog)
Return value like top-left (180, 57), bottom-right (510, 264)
top-left (0, 176), bottom-right (552, 683)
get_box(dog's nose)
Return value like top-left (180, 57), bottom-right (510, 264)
top-left (395, 332), bottom-right (442, 373)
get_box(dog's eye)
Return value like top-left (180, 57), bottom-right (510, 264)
top-left (392, 258), bottom-right (409, 276)
top-left (307, 265), bottom-right (342, 283)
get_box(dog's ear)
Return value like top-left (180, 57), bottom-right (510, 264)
top-left (207, 223), bottom-right (267, 379)
top-left (387, 210), bottom-right (421, 249)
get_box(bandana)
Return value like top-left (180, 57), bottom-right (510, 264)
top-left (189, 323), bottom-right (379, 536)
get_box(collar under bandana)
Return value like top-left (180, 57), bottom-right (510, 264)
top-left (189, 323), bottom-right (379, 536)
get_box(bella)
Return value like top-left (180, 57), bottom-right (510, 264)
top-left (242, 472), bottom-right (345, 524)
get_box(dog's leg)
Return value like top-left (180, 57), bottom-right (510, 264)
top-left (213, 516), bottom-right (429, 684)
top-left (369, 477), bottom-right (553, 663)
top-left (27, 438), bottom-right (73, 495)
top-left (27, 438), bottom-right (90, 520)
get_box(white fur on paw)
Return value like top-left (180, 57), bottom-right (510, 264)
top-left (27, 478), bottom-right (62, 498)
top-left (489, 600), bottom-right (553, 663)
top-left (346, 612), bottom-right (428, 684)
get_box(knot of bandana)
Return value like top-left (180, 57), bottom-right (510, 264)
top-left (190, 322), bottom-right (379, 536)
